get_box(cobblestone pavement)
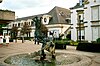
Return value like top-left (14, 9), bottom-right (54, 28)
top-left (0, 40), bottom-right (100, 66)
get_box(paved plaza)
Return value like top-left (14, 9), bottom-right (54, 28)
top-left (0, 40), bottom-right (100, 66)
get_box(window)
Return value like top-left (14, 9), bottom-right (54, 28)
top-left (91, 6), bottom-right (99, 21)
top-left (18, 23), bottom-right (20, 27)
top-left (78, 29), bottom-right (85, 40)
top-left (29, 22), bottom-right (31, 26)
top-left (65, 19), bottom-right (71, 24)
top-left (13, 24), bottom-right (14, 27)
top-left (15, 24), bottom-right (17, 27)
top-left (31, 21), bottom-right (34, 26)
top-left (92, 27), bottom-right (99, 41)
top-left (21, 23), bottom-right (23, 26)
top-left (44, 18), bottom-right (47, 23)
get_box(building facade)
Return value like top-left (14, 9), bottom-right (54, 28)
top-left (0, 0), bottom-right (15, 36)
top-left (0, 10), bottom-right (15, 36)
top-left (71, 0), bottom-right (100, 42)
top-left (8, 6), bottom-right (71, 39)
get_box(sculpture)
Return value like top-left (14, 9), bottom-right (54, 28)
top-left (32, 16), bottom-right (55, 60)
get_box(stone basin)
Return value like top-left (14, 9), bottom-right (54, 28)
top-left (3, 52), bottom-right (91, 66)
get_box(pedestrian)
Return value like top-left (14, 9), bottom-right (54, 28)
top-left (0, 34), bottom-right (4, 47)
top-left (5, 34), bottom-right (10, 46)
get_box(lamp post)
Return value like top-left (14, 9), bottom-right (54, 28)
top-left (79, 15), bottom-right (81, 42)
top-left (76, 10), bottom-right (84, 42)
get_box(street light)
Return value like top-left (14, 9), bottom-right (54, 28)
top-left (79, 15), bottom-right (82, 42)
top-left (76, 10), bottom-right (84, 42)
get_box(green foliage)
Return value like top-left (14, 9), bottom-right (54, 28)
top-left (66, 31), bottom-right (71, 40)
top-left (58, 34), bottom-right (64, 40)
top-left (54, 40), bottom-right (66, 44)
top-left (20, 22), bottom-right (32, 35)
top-left (69, 40), bottom-right (79, 46)
top-left (40, 23), bottom-right (48, 37)
top-left (54, 40), bottom-right (70, 45)
top-left (11, 26), bottom-right (18, 39)
top-left (96, 38), bottom-right (100, 43)
top-left (33, 16), bottom-right (48, 42)
top-left (0, 24), bottom-right (7, 28)
top-left (62, 38), bottom-right (70, 41)
top-left (54, 40), bottom-right (68, 49)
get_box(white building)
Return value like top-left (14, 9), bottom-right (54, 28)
top-left (70, 0), bottom-right (100, 42)
top-left (8, 6), bottom-right (71, 39)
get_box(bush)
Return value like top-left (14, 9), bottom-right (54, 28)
top-left (54, 40), bottom-right (70, 45)
top-left (9, 38), bottom-right (13, 42)
top-left (62, 38), bottom-right (70, 41)
top-left (69, 40), bottom-right (79, 46)
top-left (54, 40), bottom-right (70, 49)
top-left (96, 38), bottom-right (100, 43)
top-left (77, 42), bottom-right (100, 52)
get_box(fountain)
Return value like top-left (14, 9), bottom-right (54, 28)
top-left (2, 17), bottom-right (92, 66)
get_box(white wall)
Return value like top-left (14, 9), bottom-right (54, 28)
top-left (84, 2), bottom-right (92, 42)
top-left (71, 9), bottom-right (77, 41)
top-left (47, 24), bottom-right (70, 38)
top-left (84, 0), bottom-right (100, 42)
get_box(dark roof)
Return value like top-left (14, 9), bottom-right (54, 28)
top-left (15, 13), bottom-right (47, 21)
top-left (16, 6), bottom-right (70, 24)
top-left (48, 6), bottom-right (70, 24)
top-left (70, 3), bottom-right (84, 10)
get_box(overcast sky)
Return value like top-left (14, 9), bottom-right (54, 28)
top-left (0, 0), bottom-right (79, 18)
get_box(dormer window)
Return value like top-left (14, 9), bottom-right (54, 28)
top-left (65, 18), bottom-right (71, 24)
top-left (42, 15), bottom-right (52, 24)
top-left (84, 0), bottom-right (89, 4)
top-left (44, 18), bottom-right (47, 23)
top-left (59, 11), bottom-right (64, 16)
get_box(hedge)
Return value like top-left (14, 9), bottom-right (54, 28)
top-left (76, 43), bottom-right (100, 52)
top-left (54, 40), bottom-right (70, 49)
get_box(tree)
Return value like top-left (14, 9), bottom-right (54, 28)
top-left (40, 23), bottom-right (48, 37)
top-left (66, 31), bottom-right (71, 40)
top-left (32, 16), bottom-right (48, 41)
top-left (20, 22), bottom-right (32, 43)
top-left (11, 25), bottom-right (18, 42)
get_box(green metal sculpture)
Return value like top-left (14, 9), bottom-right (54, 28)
top-left (32, 16), bottom-right (55, 60)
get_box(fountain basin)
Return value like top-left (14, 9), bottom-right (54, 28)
top-left (3, 52), bottom-right (91, 66)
